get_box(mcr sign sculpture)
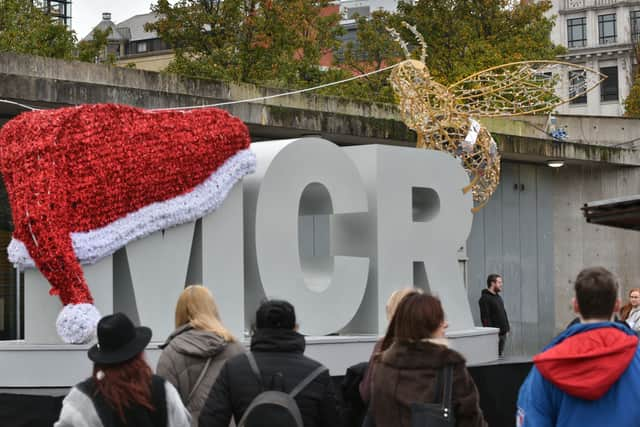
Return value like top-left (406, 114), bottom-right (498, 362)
top-left (20, 137), bottom-right (477, 345)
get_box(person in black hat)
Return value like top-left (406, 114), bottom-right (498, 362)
top-left (54, 312), bottom-right (191, 427)
top-left (199, 299), bottom-right (338, 427)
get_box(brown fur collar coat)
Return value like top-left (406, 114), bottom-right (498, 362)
top-left (370, 340), bottom-right (487, 427)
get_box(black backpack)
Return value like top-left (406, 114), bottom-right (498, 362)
top-left (238, 352), bottom-right (328, 427)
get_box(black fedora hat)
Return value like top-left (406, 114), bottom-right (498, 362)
top-left (88, 313), bottom-right (152, 365)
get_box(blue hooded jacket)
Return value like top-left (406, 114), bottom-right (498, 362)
top-left (516, 322), bottom-right (640, 427)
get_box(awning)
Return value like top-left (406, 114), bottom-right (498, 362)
top-left (582, 195), bottom-right (640, 231)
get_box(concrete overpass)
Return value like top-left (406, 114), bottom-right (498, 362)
top-left (1, 52), bottom-right (638, 167)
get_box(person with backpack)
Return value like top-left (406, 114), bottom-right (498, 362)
top-left (54, 312), bottom-right (191, 427)
top-left (157, 285), bottom-right (245, 425)
top-left (199, 299), bottom-right (338, 427)
top-left (369, 293), bottom-right (486, 427)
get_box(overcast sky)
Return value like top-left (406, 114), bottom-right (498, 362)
top-left (72, 1), bottom-right (158, 40)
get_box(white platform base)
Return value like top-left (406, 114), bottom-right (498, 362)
top-left (0, 327), bottom-right (499, 389)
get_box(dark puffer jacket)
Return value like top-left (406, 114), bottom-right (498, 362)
top-left (371, 339), bottom-right (486, 427)
top-left (198, 328), bottom-right (338, 427)
top-left (156, 324), bottom-right (245, 425)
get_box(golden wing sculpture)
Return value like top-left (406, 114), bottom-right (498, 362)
top-left (388, 23), bottom-right (605, 212)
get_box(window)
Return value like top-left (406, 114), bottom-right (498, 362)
top-left (567, 17), bottom-right (587, 48)
top-left (345, 6), bottom-right (370, 19)
top-left (600, 66), bottom-right (618, 102)
top-left (335, 27), bottom-right (367, 62)
top-left (137, 42), bottom-right (147, 53)
top-left (569, 70), bottom-right (587, 104)
top-left (632, 11), bottom-right (640, 42)
top-left (598, 14), bottom-right (616, 44)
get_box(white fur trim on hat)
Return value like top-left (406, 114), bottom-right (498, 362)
top-left (56, 303), bottom-right (101, 344)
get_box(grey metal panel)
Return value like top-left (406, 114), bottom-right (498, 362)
top-left (483, 172), bottom-right (504, 277)
top-left (536, 167), bottom-right (555, 351)
top-left (500, 162), bottom-right (522, 356)
top-left (519, 164), bottom-right (540, 356)
top-left (467, 202), bottom-right (486, 326)
top-left (467, 161), bottom-right (556, 356)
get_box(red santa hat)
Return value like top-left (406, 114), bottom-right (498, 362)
top-left (0, 104), bottom-right (255, 344)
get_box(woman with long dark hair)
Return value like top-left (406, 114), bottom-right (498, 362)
top-left (359, 287), bottom-right (422, 403)
top-left (55, 313), bottom-right (190, 427)
top-left (370, 293), bottom-right (486, 427)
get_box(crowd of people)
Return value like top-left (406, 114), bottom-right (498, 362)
top-left (53, 266), bottom-right (639, 427)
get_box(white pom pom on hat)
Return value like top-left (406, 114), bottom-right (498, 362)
top-left (56, 304), bottom-right (101, 344)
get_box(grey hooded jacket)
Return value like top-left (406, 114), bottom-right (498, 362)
top-left (157, 324), bottom-right (245, 425)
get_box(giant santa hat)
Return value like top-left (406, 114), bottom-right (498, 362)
top-left (0, 103), bottom-right (255, 343)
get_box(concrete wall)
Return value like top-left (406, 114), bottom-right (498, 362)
top-left (552, 163), bottom-right (640, 331)
top-left (485, 115), bottom-right (640, 148)
top-left (115, 52), bottom-right (174, 72)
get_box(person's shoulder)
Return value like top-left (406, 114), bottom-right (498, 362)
top-left (298, 353), bottom-right (327, 369)
top-left (440, 345), bottom-right (467, 365)
top-left (224, 340), bottom-right (247, 356)
top-left (296, 355), bottom-right (331, 382)
top-left (223, 349), bottom-right (252, 370)
top-left (479, 290), bottom-right (493, 300)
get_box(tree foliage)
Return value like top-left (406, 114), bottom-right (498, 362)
top-left (145, 0), bottom-right (561, 104)
top-left (318, 10), bottom-right (403, 103)
top-left (77, 28), bottom-right (113, 64)
top-left (147, 0), bottom-right (343, 87)
top-left (323, 0), bottom-right (563, 103)
top-left (395, 0), bottom-right (564, 85)
top-left (0, 0), bottom-right (75, 59)
top-left (624, 44), bottom-right (640, 117)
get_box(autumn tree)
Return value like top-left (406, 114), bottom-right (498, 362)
top-left (0, 0), bottom-right (75, 59)
top-left (396, 0), bottom-right (564, 85)
top-left (147, 0), bottom-right (343, 87)
top-left (318, 10), bottom-right (403, 103)
top-left (624, 43), bottom-right (640, 117)
top-left (322, 0), bottom-right (563, 103)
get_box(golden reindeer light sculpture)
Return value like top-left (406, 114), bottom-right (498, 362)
top-left (387, 23), bottom-right (605, 212)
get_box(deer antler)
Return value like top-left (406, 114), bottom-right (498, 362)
top-left (401, 22), bottom-right (427, 63)
top-left (385, 26), bottom-right (410, 59)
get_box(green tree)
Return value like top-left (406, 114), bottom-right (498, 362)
top-left (0, 0), bottom-right (75, 59)
top-left (396, 0), bottom-right (564, 85)
top-left (318, 10), bottom-right (403, 103)
top-left (625, 43), bottom-right (640, 117)
top-left (624, 78), bottom-right (640, 117)
top-left (76, 28), bottom-right (113, 64)
top-left (147, 0), bottom-right (343, 87)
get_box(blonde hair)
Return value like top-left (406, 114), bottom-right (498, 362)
top-left (385, 287), bottom-right (423, 321)
top-left (175, 285), bottom-right (234, 342)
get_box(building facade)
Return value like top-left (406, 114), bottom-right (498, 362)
top-left (34, 0), bottom-right (71, 28)
top-left (82, 12), bottom-right (173, 71)
top-left (549, 0), bottom-right (640, 116)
